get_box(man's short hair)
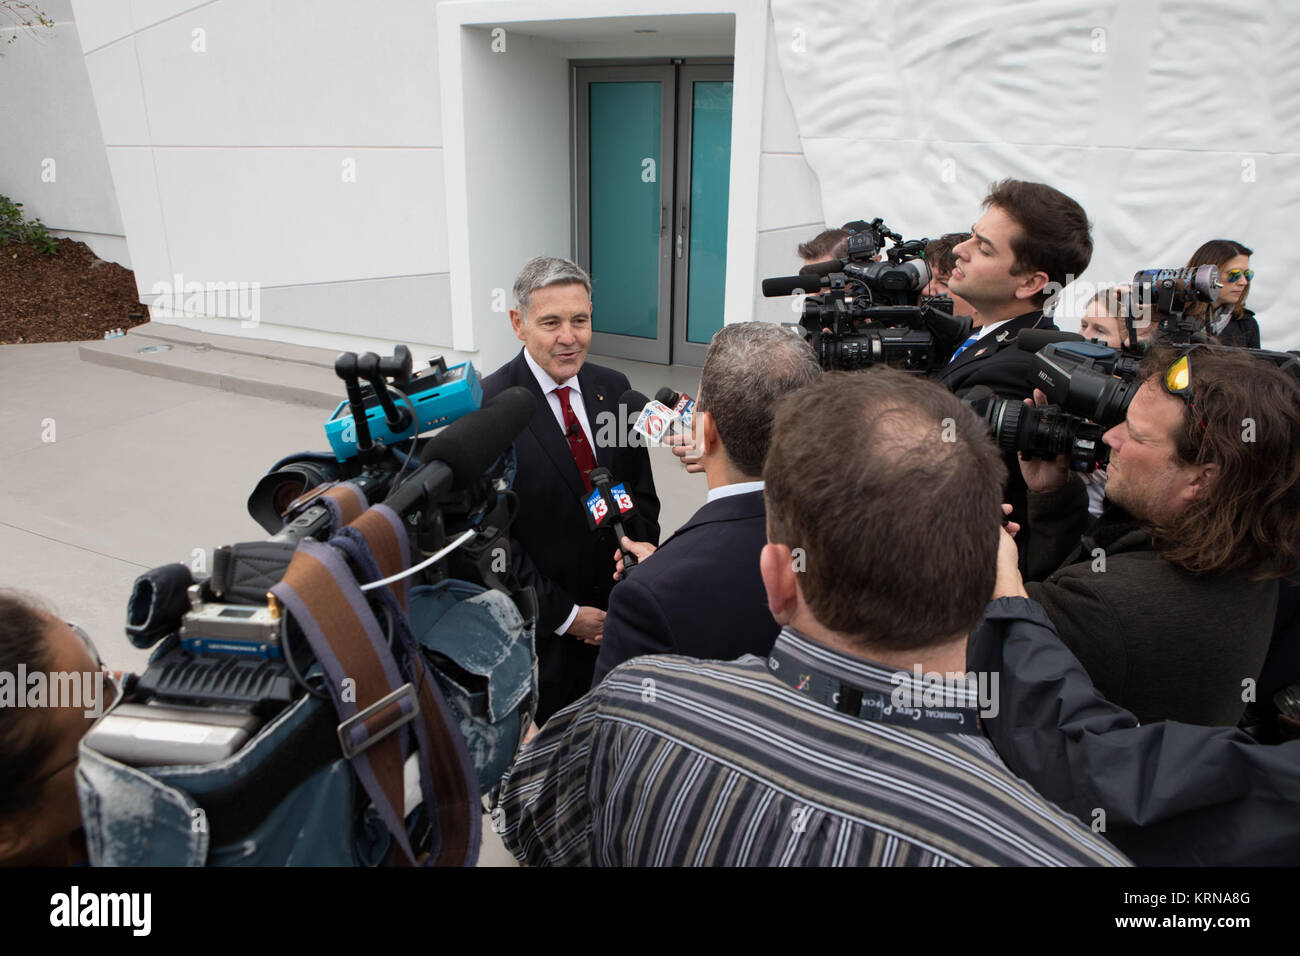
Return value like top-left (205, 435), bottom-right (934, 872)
top-left (1139, 346), bottom-right (1300, 578)
top-left (696, 322), bottom-right (822, 477)
top-left (924, 232), bottom-right (969, 280)
top-left (983, 179), bottom-right (1093, 308)
top-left (764, 370), bottom-right (1007, 651)
top-left (797, 228), bottom-right (850, 263)
top-left (513, 256), bottom-right (592, 318)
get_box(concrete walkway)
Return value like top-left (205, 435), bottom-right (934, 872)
top-left (0, 328), bottom-right (706, 866)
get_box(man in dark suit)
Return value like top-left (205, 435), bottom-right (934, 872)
top-left (481, 256), bottom-right (659, 724)
top-left (593, 322), bottom-right (821, 684)
top-left (938, 179), bottom-right (1093, 535)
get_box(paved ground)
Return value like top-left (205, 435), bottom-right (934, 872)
top-left (0, 335), bottom-right (706, 866)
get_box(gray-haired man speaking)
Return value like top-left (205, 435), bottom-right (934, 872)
top-left (481, 256), bottom-right (660, 724)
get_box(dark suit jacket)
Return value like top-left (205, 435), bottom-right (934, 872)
top-left (482, 351), bottom-right (660, 714)
top-left (592, 489), bottom-right (776, 686)
top-left (936, 309), bottom-right (1055, 546)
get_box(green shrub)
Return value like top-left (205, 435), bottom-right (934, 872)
top-left (0, 194), bottom-right (58, 255)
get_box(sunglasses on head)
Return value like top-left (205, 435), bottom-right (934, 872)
top-left (1224, 268), bottom-right (1254, 283)
top-left (1162, 350), bottom-right (1208, 433)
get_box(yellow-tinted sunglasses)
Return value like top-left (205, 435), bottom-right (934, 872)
top-left (1163, 352), bottom-right (1208, 432)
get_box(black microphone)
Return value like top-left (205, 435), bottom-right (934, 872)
top-left (583, 466), bottom-right (640, 575)
top-left (761, 272), bottom-right (824, 298)
top-left (1016, 329), bottom-right (1085, 354)
top-left (386, 386), bottom-right (536, 514)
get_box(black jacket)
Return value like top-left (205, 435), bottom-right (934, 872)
top-left (968, 596), bottom-right (1300, 866)
top-left (1023, 476), bottom-right (1277, 726)
top-left (592, 489), bottom-right (775, 685)
top-left (935, 309), bottom-right (1056, 552)
top-left (1210, 306), bottom-right (1261, 349)
top-left (482, 351), bottom-right (660, 714)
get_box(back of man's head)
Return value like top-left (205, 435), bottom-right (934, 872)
top-left (696, 322), bottom-right (822, 478)
top-left (1140, 346), bottom-right (1300, 577)
top-left (924, 232), bottom-right (968, 280)
top-left (984, 179), bottom-right (1093, 308)
top-left (797, 228), bottom-right (850, 265)
top-left (764, 370), bottom-right (1007, 651)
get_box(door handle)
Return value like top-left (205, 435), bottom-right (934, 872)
top-left (661, 203), bottom-right (668, 236)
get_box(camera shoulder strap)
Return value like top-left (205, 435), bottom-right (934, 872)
top-left (334, 505), bottom-right (481, 867)
top-left (271, 535), bottom-right (427, 866)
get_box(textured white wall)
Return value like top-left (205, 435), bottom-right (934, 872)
top-left (769, 0), bottom-right (1300, 351)
top-left (0, 0), bottom-right (128, 265)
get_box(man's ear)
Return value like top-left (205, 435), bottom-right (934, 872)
top-left (0, 816), bottom-right (33, 865)
top-left (760, 542), bottom-right (799, 625)
top-left (1015, 270), bottom-right (1050, 302)
top-left (696, 410), bottom-right (719, 458)
top-left (1184, 460), bottom-right (1221, 502)
top-left (509, 309), bottom-right (526, 343)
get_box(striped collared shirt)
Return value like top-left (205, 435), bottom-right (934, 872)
top-left (496, 623), bottom-right (1130, 866)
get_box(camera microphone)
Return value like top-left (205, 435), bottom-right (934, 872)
top-left (385, 386), bottom-right (536, 514)
top-left (761, 272), bottom-right (824, 298)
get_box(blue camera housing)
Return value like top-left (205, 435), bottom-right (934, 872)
top-left (324, 359), bottom-right (482, 462)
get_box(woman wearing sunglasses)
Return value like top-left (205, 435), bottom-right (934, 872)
top-left (1185, 238), bottom-right (1260, 348)
top-left (0, 591), bottom-right (119, 866)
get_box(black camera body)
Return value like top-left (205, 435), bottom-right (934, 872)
top-left (765, 219), bottom-right (972, 372)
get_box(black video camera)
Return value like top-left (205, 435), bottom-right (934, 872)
top-left (761, 219), bottom-right (971, 372)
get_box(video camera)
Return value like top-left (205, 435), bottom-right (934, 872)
top-left (81, 348), bottom-right (539, 865)
top-left (761, 219), bottom-right (971, 372)
top-left (966, 314), bottom-right (1300, 472)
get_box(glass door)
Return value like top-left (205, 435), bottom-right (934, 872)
top-left (575, 66), bottom-right (675, 364)
top-left (673, 65), bottom-right (733, 366)
top-left (575, 61), bottom-right (734, 366)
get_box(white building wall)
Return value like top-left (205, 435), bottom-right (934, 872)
top-left (0, 0), bottom-right (129, 266)
top-left (769, 0), bottom-right (1300, 351)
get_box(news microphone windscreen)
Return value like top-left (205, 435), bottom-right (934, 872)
top-left (761, 273), bottom-right (823, 298)
top-left (418, 384), bottom-right (535, 485)
top-left (654, 387), bottom-right (680, 407)
top-left (1017, 329), bottom-right (1085, 353)
top-left (619, 388), bottom-right (651, 410)
top-left (588, 466), bottom-right (612, 487)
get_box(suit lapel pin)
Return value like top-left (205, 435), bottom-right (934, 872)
top-left (995, 330), bottom-right (1011, 343)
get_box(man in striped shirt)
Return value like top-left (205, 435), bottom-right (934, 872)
top-left (496, 369), bottom-right (1128, 867)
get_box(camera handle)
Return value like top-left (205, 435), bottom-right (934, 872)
top-left (357, 351), bottom-right (414, 434)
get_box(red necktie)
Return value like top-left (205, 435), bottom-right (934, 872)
top-left (554, 386), bottom-right (597, 491)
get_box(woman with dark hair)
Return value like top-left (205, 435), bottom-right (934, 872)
top-left (0, 591), bottom-right (116, 866)
top-left (1186, 239), bottom-right (1260, 348)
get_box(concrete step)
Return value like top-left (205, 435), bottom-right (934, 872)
top-left (78, 323), bottom-right (345, 410)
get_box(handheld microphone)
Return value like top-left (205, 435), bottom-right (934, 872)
top-left (654, 387), bottom-right (695, 430)
top-left (581, 467), bottom-right (640, 574)
top-left (618, 388), bottom-right (683, 445)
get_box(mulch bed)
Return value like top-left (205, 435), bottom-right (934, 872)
top-left (0, 238), bottom-right (150, 344)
